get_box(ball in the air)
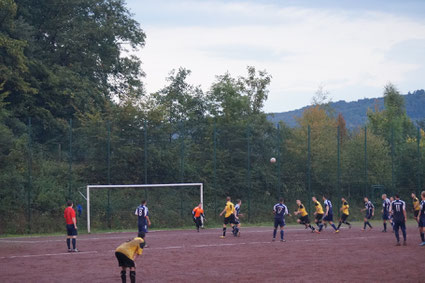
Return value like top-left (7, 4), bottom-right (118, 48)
top-left (270, 157), bottom-right (276, 163)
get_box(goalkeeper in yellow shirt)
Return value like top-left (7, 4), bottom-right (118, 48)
top-left (115, 232), bottom-right (146, 283)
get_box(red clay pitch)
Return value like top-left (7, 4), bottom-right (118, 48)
top-left (0, 225), bottom-right (423, 282)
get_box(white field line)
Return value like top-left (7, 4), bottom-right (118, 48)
top-left (0, 227), bottom-right (339, 244)
top-left (0, 235), bottom-right (383, 260)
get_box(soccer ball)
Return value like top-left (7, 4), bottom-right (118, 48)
top-left (270, 157), bottom-right (276, 163)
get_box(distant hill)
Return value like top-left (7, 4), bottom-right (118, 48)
top-left (268, 89), bottom-right (425, 129)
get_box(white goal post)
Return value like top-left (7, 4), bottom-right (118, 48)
top-left (86, 183), bottom-right (203, 233)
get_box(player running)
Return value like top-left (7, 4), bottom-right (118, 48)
top-left (219, 196), bottom-right (237, 238)
top-left (135, 200), bottom-right (151, 234)
top-left (273, 198), bottom-right (290, 242)
top-left (337, 197), bottom-right (351, 230)
top-left (234, 199), bottom-right (242, 237)
top-left (115, 232), bottom-right (145, 283)
top-left (192, 203), bottom-right (206, 232)
top-left (322, 196), bottom-right (340, 233)
top-left (390, 195), bottom-right (407, 246)
top-left (294, 200), bottom-right (318, 233)
top-left (361, 197), bottom-right (374, 231)
top-left (381, 194), bottom-right (391, 232)
top-left (417, 191), bottom-right (425, 246)
top-left (312, 196), bottom-right (324, 232)
top-left (412, 193), bottom-right (421, 223)
top-left (64, 200), bottom-right (78, 252)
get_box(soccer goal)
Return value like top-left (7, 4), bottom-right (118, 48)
top-left (86, 183), bottom-right (203, 233)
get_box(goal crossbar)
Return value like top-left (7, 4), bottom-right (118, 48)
top-left (86, 183), bottom-right (203, 233)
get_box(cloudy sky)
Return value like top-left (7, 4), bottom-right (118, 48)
top-left (126, 0), bottom-right (425, 112)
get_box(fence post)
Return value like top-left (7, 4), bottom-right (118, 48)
top-left (364, 126), bottom-right (368, 197)
top-left (180, 121), bottom-right (185, 218)
top-left (276, 124), bottom-right (282, 198)
top-left (418, 127), bottom-right (422, 194)
top-left (144, 120), bottom-right (148, 199)
top-left (107, 121), bottom-right (111, 229)
top-left (391, 126), bottom-right (395, 190)
top-left (247, 124), bottom-right (251, 221)
top-left (213, 121), bottom-right (217, 220)
top-left (27, 117), bottom-right (32, 233)
top-left (307, 125), bottom-right (311, 213)
top-left (68, 118), bottom-right (72, 200)
top-left (337, 125), bottom-right (341, 217)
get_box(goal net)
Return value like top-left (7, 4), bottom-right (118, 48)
top-left (85, 183), bottom-right (203, 233)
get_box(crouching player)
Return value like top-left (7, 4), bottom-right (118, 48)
top-left (294, 200), bottom-right (318, 233)
top-left (192, 203), bottom-right (206, 232)
top-left (115, 232), bottom-right (146, 283)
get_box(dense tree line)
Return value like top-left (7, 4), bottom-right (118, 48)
top-left (1, 0), bottom-right (424, 234)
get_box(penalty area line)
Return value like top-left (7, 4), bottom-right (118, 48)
top-left (0, 250), bottom-right (98, 260)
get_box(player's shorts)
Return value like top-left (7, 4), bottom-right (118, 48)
top-left (419, 215), bottom-right (425, 228)
top-left (341, 213), bottom-right (348, 222)
top-left (224, 214), bottom-right (236, 225)
top-left (393, 221), bottom-right (406, 231)
top-left (299, 215), bottom-right (310, 224)
top-left (323, 213), bottom-right (333, 222)
top-left (274, 218), bottom-right (285, 228)
top-left (315, 214), bottom-right (323, 222)
top-left (382, 212), bottom-right (390, 220)
top-left (365, 212), bottom-right (373, 219)
top-left (66, 224), bottom-right (78, 236)
top-left (115, 252), bottom-right (135, 268)
top-left (234, 217), bottom-right (240, 225)
top-left (414, 210), bottom-right (420, 218)
top-left (138, 222), bottom-right (148, 233)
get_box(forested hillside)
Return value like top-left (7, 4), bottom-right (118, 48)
top-left (269, 89), bottom-right (425, 128)
top-left (1, 0), bottom-right (424, 234)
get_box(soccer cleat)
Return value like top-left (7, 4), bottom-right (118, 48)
top-left (349, 224), bottom-right (352, 229)
top-left (280, 239), bottom-right (286, 242)
top-left (68, 249), bottom-right (72, 252)
top-left (272, 238), bottom-right (276, 242)
top-left (361, 229), bottom-right (365, 231)
top-left (237, 231), bottom-right (241, 237)
top-left (219, 236), bottom-right (225, 239)
top-left (403, 241), bottom-right (407, 246)
top-left (334, 230), bottom-right (340, 233)
top-left (395, 242), bottom-right (401, 246)
top-left (381, 230), bottom-right (387, 232)
top-left (72, 249), bottom-right (79, 252)
top-left (419, 242), bottom-right (425, 246)
top-left (314, 230), bottom-right (320, 234)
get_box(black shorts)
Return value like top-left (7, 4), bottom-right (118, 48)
top-left (393, 221), bottom-right (406, 231)
top-left (365, 212), bottom-right (373, 219)
top-left (299, 215), bottom-right (310, 224)
top-left (115, 252), bottom-right (135, 268)
top-left (224, 214), bottom-right (236, 225)
top-left (341, 214), bottom-right (348, 222)
top-left (323, 213), bottom-right (333, 222)
top-left (419, 215), bottom-right (425, 228)
top-left (414, 210), bottom-right (419, 218)
top-left (66, 224), bottom-right (78, 236)
top-left (315, 214), bottom-right (323, 222)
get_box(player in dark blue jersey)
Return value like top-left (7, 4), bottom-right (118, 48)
top-left (381, 194), bottom-right (391, 232)
top-left (417, 191), bottom-right (425, 246)
top-left (390, 195), bottom-right (407, 246)
top-left (134, 200), bottom-right (151, 234)
top-left (233, 199), bottom-right (242, 237)
top-left (361, 197), bottom-right (374, 231)
top-left (322, 196), bottom-right (340, 233)
top-left (272, 198), bottom-right (291, 242)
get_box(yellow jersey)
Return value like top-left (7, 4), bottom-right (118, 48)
top-left (341, 201), bottom-right (349, 215)
top-left (297, 204), bottom-right (308, 217)
top-left (115, 237), bottom-right (144, 260)
top-left (413, 197), bottom-right (420, 211)
top-left (314, 201), bottom-right (324, 214)
top-left (224, 201), bottom-right (235, 217)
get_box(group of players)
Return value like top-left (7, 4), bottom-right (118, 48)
top-left (205, 192), bottom-right (425, 247)
top-left (63, 191), bottom-right (425, 283)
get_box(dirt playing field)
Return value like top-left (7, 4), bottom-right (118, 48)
top-left (0, 224), bottom-right (423, 282)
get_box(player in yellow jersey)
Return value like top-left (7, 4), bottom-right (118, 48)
top-left (312, 196), bottom-right (324, 232)
top-left (412, 193), bottom-right (421, 223)
top-left (219, 196), bottom-right (237, 238)
top-left (337, 197), bottom-right (352, 230)
top-left (294, 200), bottom-right (319, 233)
top-left (115, 232), bottom-right (145, 283)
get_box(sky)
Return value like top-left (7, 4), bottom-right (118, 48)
top-left (125, 0), bottom-right (425, 113)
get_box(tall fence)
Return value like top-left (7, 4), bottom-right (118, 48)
top-left (1, 116), bottom-right (423, 234)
